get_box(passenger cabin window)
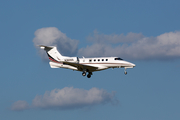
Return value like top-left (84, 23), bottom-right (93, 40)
top-left (98, 59), bottom-right (100, 61)
top-left (106, 59), bottom-right (108, 61)
top-left (89, 59), bottom-right (92, 62)
top-left (114, 58), bottom-right (123, 60)
top-left (94, 59), bottom-right (96, 62)
top-left (102, 59), bottom-right (104, 61)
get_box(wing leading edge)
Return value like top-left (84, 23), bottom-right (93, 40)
top-left (62, 61), bottom-right (98, 72)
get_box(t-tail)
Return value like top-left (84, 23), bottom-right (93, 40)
top-left (39, 45), bottom-right (64, 62)
top-left (39, 45), bottom-right (79, 68)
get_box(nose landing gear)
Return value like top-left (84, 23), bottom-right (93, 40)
top-left (124, 68), bottom-right (127, 75)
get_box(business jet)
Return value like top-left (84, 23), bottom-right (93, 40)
top-left (39, 45), bottom-right (135, 78)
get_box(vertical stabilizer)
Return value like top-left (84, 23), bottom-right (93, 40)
top-left (39, 45), bottom-right (64, 62)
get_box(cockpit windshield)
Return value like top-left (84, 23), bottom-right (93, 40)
top-left (114, 57), bottom-right (123, 60)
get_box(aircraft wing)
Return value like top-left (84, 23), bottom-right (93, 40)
top-left (62, 61), bottom-right (98, 72)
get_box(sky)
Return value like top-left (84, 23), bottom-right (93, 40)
top-left (1, 0), bottom-right (180, 120)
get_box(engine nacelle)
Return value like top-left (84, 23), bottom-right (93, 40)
top-left (62, 57), bottom-right (79, 63)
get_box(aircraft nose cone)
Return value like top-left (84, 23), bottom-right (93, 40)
top-left (130, 63), bottom-right (135, 67)
top-left (125, 62), bottom-right (136, 68)
top-left (132, 63), bottom-right (136, 67)
top-left (127, 62), bottom-right (135, 67)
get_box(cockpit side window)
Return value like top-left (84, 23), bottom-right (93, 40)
top-left (114, 58), bottom-right (123, 60)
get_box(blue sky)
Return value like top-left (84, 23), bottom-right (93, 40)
top-left (1, 0), bottom-right (180, 120)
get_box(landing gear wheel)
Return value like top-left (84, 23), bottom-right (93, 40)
top-left (87, 72), bottom-right (92, 78)
top-left (82, 72), bottom-right (86, 76)
top-left (87, 74), bottom-right (91, 78)
top-left (124, 71), bottom-right (127, 75)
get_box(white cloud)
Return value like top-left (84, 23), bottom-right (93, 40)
top-left (11, 100), bottom-right (29, 111)
top-left (32, 87), bottom-right (116, 110)
top-left (33, 27), bottom-right (79, 60)
top-left (79, 31), bottom-right (180, 60)
top-left (87, 30), bottom-right (144, 44)
top-left (33, 27), bottom-right (180, 60)
top-left (11, 87), bottom-right (117, 111)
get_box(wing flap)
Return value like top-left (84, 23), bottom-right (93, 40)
top-left (62, 61), bottom-right (98, 72)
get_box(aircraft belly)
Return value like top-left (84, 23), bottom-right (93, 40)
top-left (85, 64), bottom-right (108, 71)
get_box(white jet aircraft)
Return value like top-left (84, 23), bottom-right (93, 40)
top-left (39, 45), bottom-right (135, 78)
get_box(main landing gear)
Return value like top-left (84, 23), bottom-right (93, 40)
top-left (82, 70), bottom-right (92, 78)
top-left (82, 72), bottom-right (86, 76)
top-left (87, 72), bottom-right (92, 78)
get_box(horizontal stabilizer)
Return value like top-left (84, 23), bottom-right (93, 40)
top-left (38, 45), bottom-right (55, 51)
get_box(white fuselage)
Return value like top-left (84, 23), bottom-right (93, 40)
top-left (49, 56), bottom-right (135, 72)
top-left (79, 57), bottom-right (135, 71)
top-left (39, 45), bottom-right (135, 77)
